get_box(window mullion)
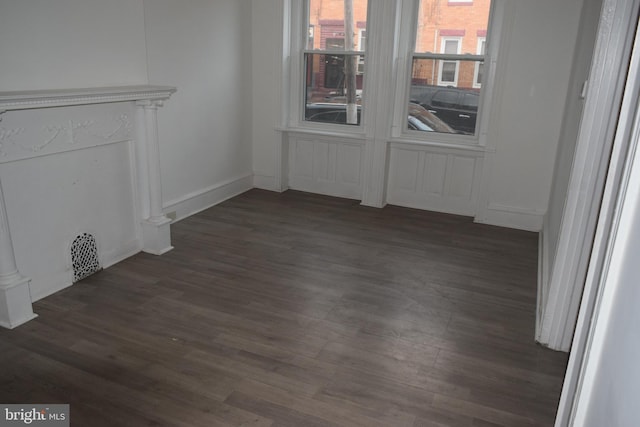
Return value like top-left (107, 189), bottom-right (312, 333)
top-left (412, 53), bottom-right (485, 62)
top-left (303, 49), bottom-right (365, 56)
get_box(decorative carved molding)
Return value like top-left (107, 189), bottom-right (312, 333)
top-left (0, 85), bottom-right (176, 330)
top-left (0, 127), bottom-right (25, 156)
top-left (97, 114), bottom-right (132, 141)
top-left (0, 113), bottom-right (135, 160)
top-left (36, 120), bottom-right (95, 151)
top-left (0, 85), bottom-right (176, 112)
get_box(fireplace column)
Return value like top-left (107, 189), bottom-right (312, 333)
top-left (0, 175), bottom-right (37, 328)
top-left (136, 100), bottom-right (173, 255)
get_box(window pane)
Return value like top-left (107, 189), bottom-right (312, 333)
top-left (410, 58), bottom-right (483, 135)
top-left (441, 61), bottom-right (457, 83)
top-left (415, 0), bottom-right (490, 54)
top-left (475, 62), bottom-right (484, 85)
top-left (443, 40), bottom-right (459, 54)
top-left (307, 0), bottom-right (369, 51)
top-left (305, 53), bottom-right (364, 125)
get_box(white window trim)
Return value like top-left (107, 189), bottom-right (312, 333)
top-left (437, 37), bottom-right (462, 87)
top-left (473, 37), bottom-right (486, 89)
top-left (357, 29), bottom-right (366, 74)
top-left (358, 28), bottom-right (367, 51)
top-left (286, 0), bottom-right (504, 146)
top-left (286, 1), bottom-right (369, 132)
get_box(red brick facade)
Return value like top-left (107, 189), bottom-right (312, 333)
top-left (414, 0), bottom-right (491, 89)
top-left (305, 0), bottom-right (490, 98)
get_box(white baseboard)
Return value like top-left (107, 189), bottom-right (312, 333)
top-left (163, 174), bottom-right (253, 222)
top-left (476, 203), bottom-right (545, 231)
top-left (31, 238), bottom-right (140, 303)
top-left (31, 274), bottom-right (74, 302)
top-left (289, 177), bottom-right (362, 200)
top-left (102, 238), bottom-right (143, 269)
top-left (253, 174), bottom-right (280, 192)
top-left (386, 195), bottom-right (476, 217)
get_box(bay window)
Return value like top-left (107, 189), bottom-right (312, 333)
top-left (292, 0), bottom-right (498, 140)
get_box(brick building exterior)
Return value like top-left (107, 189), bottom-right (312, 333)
top-left (413, 0), bottom-right (491, 89)
top-left (305, 0), bottom-right (490, 99)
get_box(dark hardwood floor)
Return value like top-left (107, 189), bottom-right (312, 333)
top-left (0, 189), bottom-right (568, 426)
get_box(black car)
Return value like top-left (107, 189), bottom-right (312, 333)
top-left (410, 85), bottom-right (480, 134)
top-left (305, 102), bottom-right (456, 134)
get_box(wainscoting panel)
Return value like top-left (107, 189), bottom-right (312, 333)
top-left (288, 134), bottom-right (365, 200)
top-left (387, 143), bottom-right (484, 216)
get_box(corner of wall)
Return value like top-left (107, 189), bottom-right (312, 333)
top-left (474, 203), bottom-right (545, 231)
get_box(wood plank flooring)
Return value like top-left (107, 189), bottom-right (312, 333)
top-left (0, 189), bottom-right (568, 426)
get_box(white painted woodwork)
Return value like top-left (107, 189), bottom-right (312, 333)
top-left (359, 0), bottom-right (399, 208)
top-left (538, 0), bottom-right (640, 352)
top-left (0, 178), bottom-right (36, 329)
top-left (137, 100), bottom-right (173, 255)
top-left (0, 86), bottom-right (175, 328)
top-left (560, 18), bottom-right (640, 422)
top-left (537, 0), bottom-right (604, 348)
top-left (287, 134), bottom-right (365, 200)
top-left (386, 143), bottom-right (484, 216)
top-left (555, 0), bottom-right (640, 423)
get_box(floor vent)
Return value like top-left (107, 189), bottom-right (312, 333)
top-left (71, 233), bottom-right (101, 282)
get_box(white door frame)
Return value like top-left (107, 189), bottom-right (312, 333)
top-left (537, 0), bottom-right (640, 351)
top-left (554, 1), bottom-right (640, 424)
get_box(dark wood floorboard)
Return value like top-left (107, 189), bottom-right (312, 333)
top-left (0, 189), bottom-right (568, 426)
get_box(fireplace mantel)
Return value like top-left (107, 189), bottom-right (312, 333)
top-left (0, 85), bottom-right (176, 329)
top-left (0, 85), bottom-right (176, 113)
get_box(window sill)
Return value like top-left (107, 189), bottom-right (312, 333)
top-left (276, 127), bottom-right (497, 153)
top-left (278, 126), bottom-right (367, 141)
top-left (389, 136), bottom-right (495, 153)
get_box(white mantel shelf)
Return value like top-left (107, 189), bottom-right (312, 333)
top-left (0, 85), bottom-right (176, 112)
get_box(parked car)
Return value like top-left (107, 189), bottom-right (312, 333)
top-left (407, 103), bottom-right (456, 133)
top-left (410, 85), bottom-right (480, 134)
top-left (305, 102), bottom-right (456, 134)
top-left (305, 103), bottom-right (361, 125)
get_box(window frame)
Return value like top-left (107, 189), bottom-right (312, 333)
top-left (290, 0), bottom-right (370, 131)
top-left (473, 37), bottom-right (486, 89)
top-left (391, 0), bottom-right (502, 145)
top-left (357, 29), bottom-right (367, 74)
top-left (437, 37), bottom-right (462, 87)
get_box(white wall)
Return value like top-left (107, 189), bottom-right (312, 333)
top-left (475, 0), bottom-right (584, 230)
top-left (252, 0), bottom-right (287, 192)
top-left (143, 0), bottom-right (254, 219)
top-left (252, 0), bottom-right (585, 231)
top-left (0, 0), bottom-right (148, 91)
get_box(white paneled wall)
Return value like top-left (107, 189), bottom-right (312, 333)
top-left (288, 134), bottom-right (365, 200)
top-left (387, 143), bottom-right (484, 216)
